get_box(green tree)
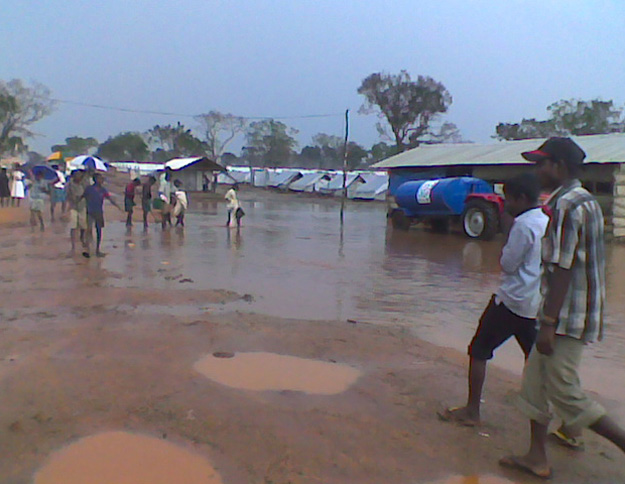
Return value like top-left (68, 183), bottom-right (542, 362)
top-left (358, 71), bottom-right (452, 152)
top-left (495, 99), bottom-right (625, 140)
top-left (345, 141), bottom-right (369, 169)
top-left (195, 111), bottom-right (246, 163)
top-left (146, 122), bottom-right (207, 161)
top-left (245, 119), bottom-right (298, 167)
top-left (0, 79), bottom-right (56, 157)
top-left (97, 132), bottom-right (149, 161)
top-left (312, 132), bottom-right (343, 168)
top-left (369, 142), bottom-right (397, 163)
top-left (52, 136), bottom-right (99, 157)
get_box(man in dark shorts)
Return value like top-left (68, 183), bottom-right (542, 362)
top-left (439, 173), bottom-right (548, 427)
top-left (124, 178), bottom-right (141, 227)
top-left (82, 173), bottom-right (121, 258)
top-left (142, 176), bottom-right (156, 229)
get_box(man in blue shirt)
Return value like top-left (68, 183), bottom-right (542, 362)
top-left (82, 173), bottom-right (121, 258)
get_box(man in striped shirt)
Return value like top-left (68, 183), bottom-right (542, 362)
top-left (500, 137), bottom-right (625, 479)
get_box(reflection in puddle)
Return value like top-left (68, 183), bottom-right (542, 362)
top-left (194, 351), bottom-right (361, 394)
top-left (34, 431), bottom-right (223, 484)
top-left (429, 476), bottom-right (518, 484)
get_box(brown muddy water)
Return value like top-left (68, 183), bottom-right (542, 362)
top-left (194, 351), bottom-right (361, 394)
top-left (34, 431), bottom-right (222, 484)
top-left (4, 190), bottom-right (625, 419)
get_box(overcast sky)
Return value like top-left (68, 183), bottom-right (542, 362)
top-left (2, 0), bottom-right (624, 155)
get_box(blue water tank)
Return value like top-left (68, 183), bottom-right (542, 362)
top-left (395, 177), bottom-right (493, 217)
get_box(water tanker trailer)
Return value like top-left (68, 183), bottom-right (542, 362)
top-left (390, 177), bottom-right (505, 240)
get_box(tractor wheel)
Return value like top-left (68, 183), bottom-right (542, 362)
top-left (390, 209), bottom-right (411, 231)
top-left (462, 200), bottom-right (498, 240)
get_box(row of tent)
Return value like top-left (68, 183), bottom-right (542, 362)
top-left (216, 167), bottom-right (389, 201)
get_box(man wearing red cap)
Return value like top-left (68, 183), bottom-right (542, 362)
top-left (500, 137), bottom-right (625, 479)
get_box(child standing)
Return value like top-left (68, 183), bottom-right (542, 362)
top-left (27, 172), bottom-right (49, 231)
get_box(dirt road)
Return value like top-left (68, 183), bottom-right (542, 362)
top-left (0, 190), bottom-right (623, 483)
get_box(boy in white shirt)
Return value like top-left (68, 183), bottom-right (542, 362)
top-left (439, 173), bottom-right (548, 426)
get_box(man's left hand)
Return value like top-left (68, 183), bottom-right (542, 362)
top-left (536, 324), bottom-right (556, 355)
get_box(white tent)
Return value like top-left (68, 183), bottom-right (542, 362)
top-left (288, 172), bottom-right (328, 192)
top-left (267, 169), bottom-right (302, 188)
top-left (315, 172), bottom-right (363, 196)
top-left (349, 172), bottom-right (389, 200)
top-left (252, 168), bottom-right (269, 187)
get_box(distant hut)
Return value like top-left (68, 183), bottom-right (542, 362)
top-left (164, 157), bottom-right (225, 191)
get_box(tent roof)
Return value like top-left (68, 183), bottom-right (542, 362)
top-left (288, 172), bottom-right (327, 190)
top-left (165, 157), bottom-right (223, 171)
top-left (372, 133), bottom-right (625, 170)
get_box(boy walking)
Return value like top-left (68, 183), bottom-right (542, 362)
top-left (66, 170), bottom-right (88, 254)
top-left (173, 179), bottom-right (188, 227)
top-left (439, 173), bottom-right (548, 427)
top-left (82, 173), bottom-right (121, 258)
top-left (124, 178), bottom-right (141, 226)
top-left (27, 172), bottom-right (49, 231)
top-left (142, 176), bottom-right (156, 229)
top-left (500, 137), bottom-right (625, 479)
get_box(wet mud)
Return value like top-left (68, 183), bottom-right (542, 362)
top-left (0, 189), bottom-right (624, 483)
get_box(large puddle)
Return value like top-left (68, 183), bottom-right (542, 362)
top-left (194, 351), bottom-right (361, 394)
top-left (34, 431), bottom-right (223, 484)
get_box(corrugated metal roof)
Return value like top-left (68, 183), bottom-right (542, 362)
top-left (372, 133), bottom-right (625, 169)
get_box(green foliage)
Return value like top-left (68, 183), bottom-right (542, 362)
top-left (245, 119), bottom-right (298, 167)
top-left (146, 122), bottom-right (207, 161)
top-left (312, 132), bottom-right (343, 168)
top-left (0, 79), bottom-right (56, 157)
top-left (52, 136), bottom-right (99, 157)
top-left (195, 111), bottom-right (246, 162)
top-left (358, 71), bottom-right (452, 152)
top-left (369, 142), bottom-right (397, 163)
top-left (97, 132), bottom-right (148, 161)
top-left (345, 141), bottom-right (368, 169)
top-left (496, 99), bottom-right (625, 140)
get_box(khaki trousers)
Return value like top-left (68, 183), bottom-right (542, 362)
top-left (517, 335), bottom-right (606, 428)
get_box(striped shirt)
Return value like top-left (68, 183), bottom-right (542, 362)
top-left (540, 179), bottom-right (606, 342)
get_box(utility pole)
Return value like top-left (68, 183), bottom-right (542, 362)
top-left (340, 109), bottom-right (349, 226)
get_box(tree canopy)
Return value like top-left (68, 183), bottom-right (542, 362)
top-left (496, 99), bottom-right (625, 140)
top-left (0, 79), bottom-right (56, 157)
top-left (244, 119), bottom-right (298, 167)
top-left (97, 132), bottom-right (149, 161)
top-left (52, 136), bottom-right (99, 157)
top-left (358, 71), bottom-right (452, 152)
top-left (146, 122), bottom-right (207, 162)
top-left (195, 111), bottom-right (246, 163)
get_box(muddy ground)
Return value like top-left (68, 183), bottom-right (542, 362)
top-left (0, 191), bottom-right (623, 483)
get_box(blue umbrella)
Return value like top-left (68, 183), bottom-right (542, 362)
top-left (31, 165), bottom-right (58, 180)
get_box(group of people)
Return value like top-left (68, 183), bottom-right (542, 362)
top-left (0, 164), bottom-right (31, 207)
top-left (439, 137), bottom-right (625, 479)
top-left (123, 169), bottom-right (189, 230)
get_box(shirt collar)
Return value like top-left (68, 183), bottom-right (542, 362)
top-left (545, 179), bottom-right (581, 206)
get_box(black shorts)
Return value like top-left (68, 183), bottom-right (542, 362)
top-left (468, 295), bottom-right (537, 361)
top-left (87, 212), bottom-right (105, 229)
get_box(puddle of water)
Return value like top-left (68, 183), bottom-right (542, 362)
top-left (34, 431), bottom-right (223, 484)
top-left (194, 351), bottom-right (361, 395)
top-left (428, 476), bottom-right (519, 484)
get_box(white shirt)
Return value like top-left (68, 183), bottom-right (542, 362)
top-left (225, 188), bottom-right (239, 211)
top-left (496, 207), bottom-right (549, 319)
top-left (54, 170), bottom-right (66, 189)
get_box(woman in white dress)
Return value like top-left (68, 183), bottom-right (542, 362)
top-left (10, 164), bottom-right (25, 207)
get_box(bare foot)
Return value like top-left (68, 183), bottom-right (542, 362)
top-left (499, 454), bottom-right (552, 480)
top-left (437, 406), bottom-right (480, 427)
top-left (96, 251), bottom-right (106, 258)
